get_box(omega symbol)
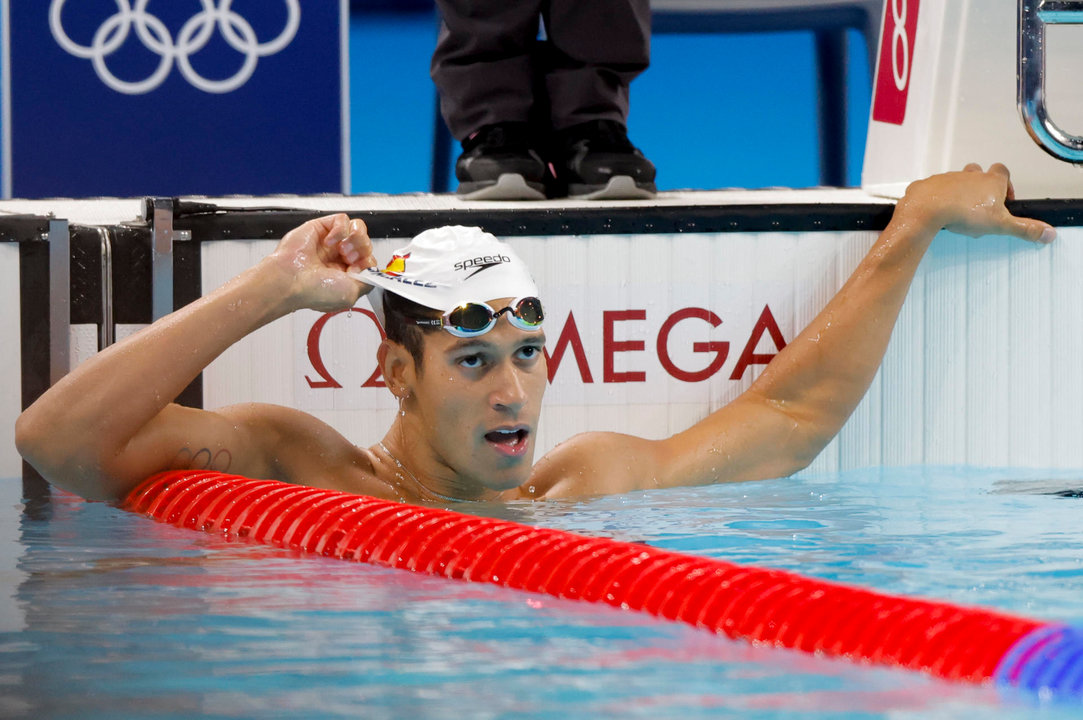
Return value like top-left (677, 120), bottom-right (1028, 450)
top-left (49, 0), bottom-right (301, 95)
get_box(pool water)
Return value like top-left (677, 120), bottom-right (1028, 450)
top-left (2, 466), bottom-right (1082, 719)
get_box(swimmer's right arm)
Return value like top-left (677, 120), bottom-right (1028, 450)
top-left (15, 214), bottom-right (376, 501)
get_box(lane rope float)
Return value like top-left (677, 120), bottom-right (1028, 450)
top-left (121, 471), bottom-right (1083, 698)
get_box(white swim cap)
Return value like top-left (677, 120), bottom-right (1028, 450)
top-left (352, 226), bottom-right (539, 327)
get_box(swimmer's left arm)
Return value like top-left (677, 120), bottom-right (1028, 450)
top-left (534, 165), bottom-right (1056, 497)
top-left (666, 164), bottom-right (1053, 489)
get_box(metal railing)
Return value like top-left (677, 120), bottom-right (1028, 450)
top-left (1018, 0), bottom-right (1083, 162)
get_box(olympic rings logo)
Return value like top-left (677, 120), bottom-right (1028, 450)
top-left (49, 0), bottom-right (301, 95)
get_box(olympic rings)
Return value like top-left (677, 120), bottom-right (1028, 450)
top-left (49, 0), bottom-right (301, 95)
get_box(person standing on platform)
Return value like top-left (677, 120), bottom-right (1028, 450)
top-left (431, 0), bottom-right (658, 200)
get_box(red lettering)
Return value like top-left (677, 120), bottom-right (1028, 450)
top-left (304, 304), bottom-right (791, 390)
top-left (729, 305), bottom-right (787, 380)
top-left (304, 308), bottom-right (386, 388)
top-left (603, 310), bottom-right (646, 383)
top-left (656, 307), bottom-right (730, 383)
top-left (545, 311), bottom-right (594, 384)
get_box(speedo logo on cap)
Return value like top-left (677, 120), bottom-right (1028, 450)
top-left (455, 254), bottom-right (511, 279)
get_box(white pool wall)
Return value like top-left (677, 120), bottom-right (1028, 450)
top-left (3, 190), bottom-right (1081, 491)
top-left (199, 224), bottom-right (1083, 474)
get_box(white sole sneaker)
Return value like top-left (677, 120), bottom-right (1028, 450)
top-left (456, 173), bottom-right (547, 201)
top-left (568, 175), bottom-right (657, 200)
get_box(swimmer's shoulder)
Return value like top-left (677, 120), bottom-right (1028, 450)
top-left (217, 403), bottom-right (385, 494)
top-left (521, 431), bottom-right (669, 500)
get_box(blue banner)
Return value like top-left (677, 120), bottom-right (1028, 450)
top-left (2, 0), bottom-right (348, 198)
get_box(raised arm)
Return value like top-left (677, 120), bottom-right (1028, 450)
top-left (15, 214), bottom-right (375, 501)
top-left (535, 165), bottom-right (1056, 497)
top-left (683, 164), bottom-right (1055, 481)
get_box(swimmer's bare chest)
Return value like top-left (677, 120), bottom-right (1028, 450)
top-left (285, 440), bottom-right (526, 503)
top-left (274, 424), bottom-right (629, 503)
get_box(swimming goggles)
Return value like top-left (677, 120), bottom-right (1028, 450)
top-left (413, 297), bottom-right (545, 338)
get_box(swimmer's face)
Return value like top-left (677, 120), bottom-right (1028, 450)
top-left (409, 298), bottom-right (547, 491)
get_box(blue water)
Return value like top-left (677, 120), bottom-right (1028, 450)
top-left (3, 466), bottom-right (1083, 719)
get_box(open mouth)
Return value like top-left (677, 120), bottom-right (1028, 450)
top-left (484, 427), bottom-right (529, 455)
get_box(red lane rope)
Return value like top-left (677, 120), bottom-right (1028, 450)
top-left (121, 471), bottom-right (1045, 684)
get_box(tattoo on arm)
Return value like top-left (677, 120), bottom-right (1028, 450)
top-left (170, 447), bottom-right (232, 472)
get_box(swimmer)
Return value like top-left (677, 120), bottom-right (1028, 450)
top-left (15, 164), bottom-right (1056, 503)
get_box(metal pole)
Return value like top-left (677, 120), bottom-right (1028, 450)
top-left (97, 226), bottom-right (114, 349)
top-left (47, 219), bottom-right (70, 385)
top-left (815, 27), bottom-right (849, 186)
top-left (151, 198), bottom-right (174, 321)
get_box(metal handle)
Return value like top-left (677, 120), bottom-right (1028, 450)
top-left (97, 226), bottom-right (114, 349)
top-left (1018, 0), bottom-right (1083, 162)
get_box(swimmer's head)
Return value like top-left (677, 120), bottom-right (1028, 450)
top-left (356, 225), bottom-right (540, 330)
top-left (359, 227), bottom-right (547, 493)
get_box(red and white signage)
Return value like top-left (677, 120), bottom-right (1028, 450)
top-left (872, 0), bottom-right (920, 125)
top-left (199, 226), bottom-right (1083, 473)
top-left (279, 231), bottom-right (851, 416)
top-left (299, 303), bottom-right (788, 395)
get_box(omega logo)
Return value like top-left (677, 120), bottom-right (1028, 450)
top-left (302, 305), bottom-right (788, 389)
top-left (304, 308), bottom-right (386, 389)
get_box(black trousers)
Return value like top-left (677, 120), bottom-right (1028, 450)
top-left (431, 0), bottom-right (651, 140)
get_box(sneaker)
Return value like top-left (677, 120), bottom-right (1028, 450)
top-left (455, 122), bottom-right (548, 200)
top-left (551, 120), bottom-right (656, 199)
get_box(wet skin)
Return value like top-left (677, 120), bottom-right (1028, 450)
top-left (380, 299), bottom-right (548, 500)
top-left (15, 177), bottom-right (1058, 505)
